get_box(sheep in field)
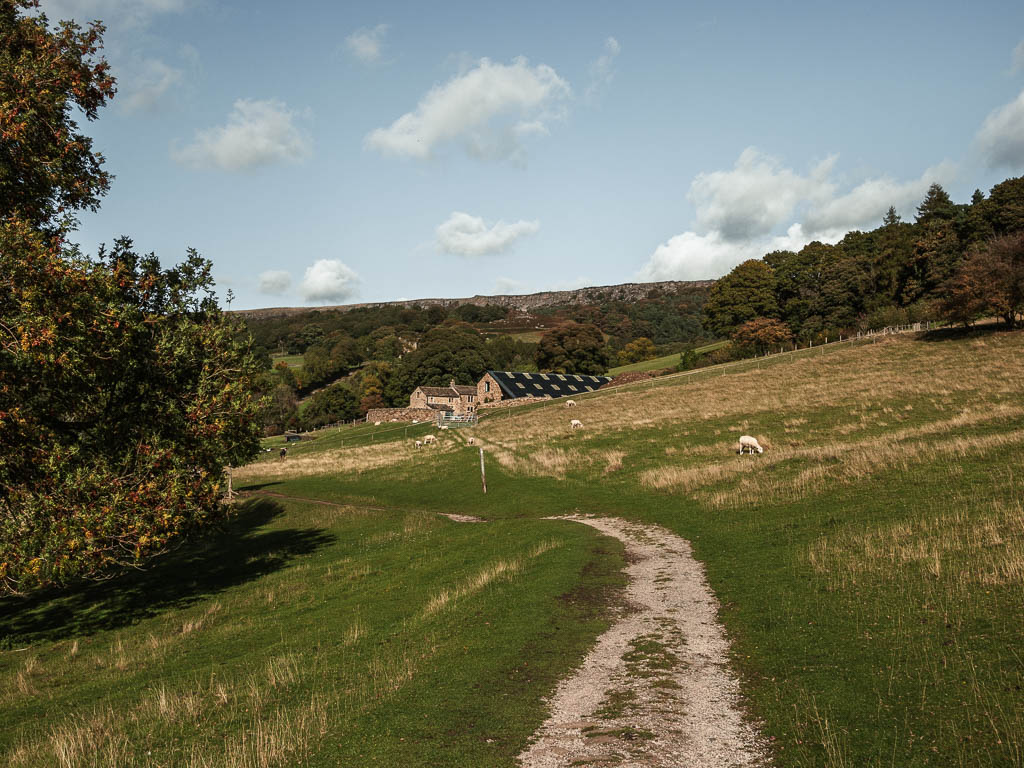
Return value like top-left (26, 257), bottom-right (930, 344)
top-left (374, 421), bottom-right (381, 426)
top-left (570, 419), bottom-right (583, 430)
top-left (415, 440), bottom-right (422, 449)
top-left (423, 435), bottom-right (437, 445)
top-left (467, 437), bottom-right (475, 445)
top-left (439, 425), bottom-right (449, 431)
top-left (738, 435), bottom-right (763, 455)
top-left (565, 399), bottom-right (577, 408)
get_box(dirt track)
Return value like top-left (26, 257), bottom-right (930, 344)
top-left (518, 515), bottom-right (770, 768)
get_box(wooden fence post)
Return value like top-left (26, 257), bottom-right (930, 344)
top-left (479, 447), bottom-right (487, 494)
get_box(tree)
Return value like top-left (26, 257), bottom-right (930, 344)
top-left (1, 1), bottom-right (116, 230)
top-left (730, 317), bottom-right (793, 354)
top-left (0, 229), bottom-right (267, 593)
top-left (985, 176), bottom-right (1024, 236)
top-left (916, 183), bottom-right (956, 224)
top-left (535, 322), bottom-right (611, 375)
top-left (703, 259), bottom-right (778, 337)
top-left (618, 337), bottom-right (657, 365)
top-left (303, 382), bottom-right (358, 429)
top-left (358, 373), bottom-right (386, 415)
top-left (0, 2), bottom-right (267, 595)
top-left (883, 206), bottom-right (901, 226)
top-left (943, 233), bottom-right (1024, 328)
top-left (386, 323), bottom-right (491, 403)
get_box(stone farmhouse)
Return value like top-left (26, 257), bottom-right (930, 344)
top-left (365, 371), bottom-right (612, 424)
top-left (409, 381), bottom-right (479, 417)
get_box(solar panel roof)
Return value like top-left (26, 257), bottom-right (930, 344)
top-left (485, 371), bottom-right (611, 400)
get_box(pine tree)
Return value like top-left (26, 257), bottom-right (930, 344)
top-left (916, 183), bottom-right (955, 223)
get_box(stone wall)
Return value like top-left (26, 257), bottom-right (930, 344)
top-left (365, 408), bottom-right (439, 423)
top-left (477, 395), bottom-right (552, 410)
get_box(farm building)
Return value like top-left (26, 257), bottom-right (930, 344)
top-left (409, 381), bottom-right (479, 417)
top-left (477, 371), bottom-right (611, 404)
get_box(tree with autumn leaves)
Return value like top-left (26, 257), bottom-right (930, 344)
top-left (0, 1), bottom-right (266, 595)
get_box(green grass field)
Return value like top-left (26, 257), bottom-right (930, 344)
top-left (270, 353), bottom-right (304, 369)
top-left (3, 329), bottom-right (1022, 767)
top-left (606, 340), bottom-right (730, 375)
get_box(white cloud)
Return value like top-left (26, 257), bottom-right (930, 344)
top-left (365, 56), bottom-right (570, 161)
top-left (39, 0), bottom-right (185, 28)
top-left (345, 24), bottom-right (388, 63)
top-left (586, 37), bottom-right (620, 100)
top-left (300, 260), bottom-right (359, 303)
top-left (639, 147), bottom-right (956, 281)
top-left (1013, 41), bottom-right (1024, 71)
top-left (258, 270), bottom-right (292, 295)
top-left (639, 225), bottom-right (812, 282)
top-left (494, 277), bottom-right (528, 294)
top-left (689, 148), bottom-right (837, 240)
top-left (976, 89), bottom-right (1024, 170)
top-left (803, 162), bottom-right (955, 235)
top-left (436, 211), bottom-right (540, 256)
top-left (173, 99), bottom-right (312, 171)
top-left (120, 57), bottom-right (183, 113)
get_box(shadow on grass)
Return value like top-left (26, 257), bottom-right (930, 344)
top-left (0, 498), bottom-right (335, 646)
top-left (918, 323), bottom-right (1017, 342)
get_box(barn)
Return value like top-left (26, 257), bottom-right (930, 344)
top-left (477, 371), bottom-right (611, 404)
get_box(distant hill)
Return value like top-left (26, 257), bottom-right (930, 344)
top-left (232, 280), bottom-right (715, 320)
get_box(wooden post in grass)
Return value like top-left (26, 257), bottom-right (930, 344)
top-left (479, 447), bottom-right (487, 494)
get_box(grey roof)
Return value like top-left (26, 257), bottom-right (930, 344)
top-left (485, 371), bottom-right (611, 400)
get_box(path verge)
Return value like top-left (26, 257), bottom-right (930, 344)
top-left (519, 515), bottom-right (770, 768)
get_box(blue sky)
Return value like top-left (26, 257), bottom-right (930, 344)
top-left (40, 0), bottom-right (1024, 309)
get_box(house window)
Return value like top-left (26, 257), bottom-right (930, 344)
top-left (523, 373), bottom-right (532, 379)
top-left (551, 384), bottom-right (560, 391)
top-left (540, 373), bottom-right (549, 380)
top-left (485, 381), bottom-right (490, 392)
top-left (516, 383), bottom-right (526, 389)
top-left (574, 375), bottom-right (583, 382)
top-left (569, 385), bottom-right (578, 391)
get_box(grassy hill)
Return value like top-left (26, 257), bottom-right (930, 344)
top-left (606, 340), bottom-right (730, 375)
top-left (3, 328), bottom-right (1022, 767)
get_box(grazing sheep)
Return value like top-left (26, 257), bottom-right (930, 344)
top-left (565, 399), bottom-right (577, 408)
top-left (374, 421), bottom-right (381, 426)
top-left (439, 425), bottom-right (449, 431)
top-left (415, 440), bottom-right (422, 449)
top-left (570, 419), bottom-right (583, 430)
top-left (467, 437), bottom-right (475, 445)
top-left (738, 435), bottom-right (763, 455)
top-left (423, 435), bottom-right (437, 445)
top-left (412, 419), bottom-right (419, 424)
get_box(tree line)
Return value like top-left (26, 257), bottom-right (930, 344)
top-left (703, 179), bottom-right (1024, 352)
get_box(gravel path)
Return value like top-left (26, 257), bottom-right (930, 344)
top-left (518, 515), bottom-right (771, 768)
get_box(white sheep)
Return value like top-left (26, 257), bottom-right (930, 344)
top-left (423, 435), bottom-right (437, 445)
top-left (374, 421), bottom-right (381, 426)
top-left (565, 399), bottom-right (577, 407)
top-left (738, 435), bottom-right (764, 455)
top-left (412, 419), bottom-right (419, 424)
top-left (439, 425), bottom-right (449, 431)
top-left (570, 419), bottom-right (583, 430)
top-left (414, 440), bottom-right (422, 449)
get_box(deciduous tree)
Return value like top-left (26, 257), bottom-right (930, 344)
top-left (535, 322), bottom-right (611, 375)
